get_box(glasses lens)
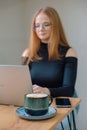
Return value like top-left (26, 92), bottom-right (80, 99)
top-left (34, 22), bottom-right (51, 30)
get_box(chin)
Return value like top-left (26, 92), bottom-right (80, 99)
top-left (39, 37), bottom-right (49, 41)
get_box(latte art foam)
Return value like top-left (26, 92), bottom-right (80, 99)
top-left (26, 93), bottom-right (48, 98)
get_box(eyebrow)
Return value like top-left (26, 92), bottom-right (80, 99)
top-left (35, 21), bottom-right (51, 24)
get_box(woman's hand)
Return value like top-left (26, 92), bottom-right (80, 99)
top-left (33, 84), bottom-right (50, 95)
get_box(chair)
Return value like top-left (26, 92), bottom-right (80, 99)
top-left (61, 90), bottom-right (80, 130)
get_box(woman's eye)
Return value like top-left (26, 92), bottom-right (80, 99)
top-left (35, 25), bottom-right (40, 28)
top-left (44, 24), bottom-right (50, 26)
top-left (34, 22), bottom-right (51, 30)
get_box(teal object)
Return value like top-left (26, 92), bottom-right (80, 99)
top-left (24, 94), bottom-right (53, 116)
top-left (16, 106), bottom-right (57, 120)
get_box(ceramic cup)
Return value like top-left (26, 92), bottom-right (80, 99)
top-left (24, 93), bottom-right (53, 116)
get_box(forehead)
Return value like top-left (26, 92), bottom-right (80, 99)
top-left (35, 12), bottom-right (50, 23)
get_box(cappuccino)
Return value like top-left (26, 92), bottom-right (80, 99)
top-left (26, 93), bottom-right (48, 98)
top-left (24, 93), bottom-right (53, 116)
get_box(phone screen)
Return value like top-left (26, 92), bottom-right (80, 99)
top-left (55, 98), bottom-right (71, 108)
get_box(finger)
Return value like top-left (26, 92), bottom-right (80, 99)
top-left (33, 89), bottom-right (40, 93)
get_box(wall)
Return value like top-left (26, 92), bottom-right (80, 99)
top-left (0, 0), bottom-right (26, 64)
top-left (0, 0), bottom-right (87, 129)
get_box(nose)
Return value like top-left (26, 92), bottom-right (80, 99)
top-left (39, 25), bottom-right (44, 30)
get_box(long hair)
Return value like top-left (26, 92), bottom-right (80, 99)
top-left (28, 6), bottom-right (69, 63)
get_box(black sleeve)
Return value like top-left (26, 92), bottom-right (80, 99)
top-left (49, 57), bottom-right (78, 97)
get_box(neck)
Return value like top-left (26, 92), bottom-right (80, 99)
top-left (41, 40), bottom-right (49, 44)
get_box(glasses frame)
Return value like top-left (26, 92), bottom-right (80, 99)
top-left (33, 22), bottom-right (52, 30)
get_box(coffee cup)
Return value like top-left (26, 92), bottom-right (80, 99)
top-left (24, 93), bottom-right (53, 116)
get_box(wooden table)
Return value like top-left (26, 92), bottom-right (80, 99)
top-left (0, 97), bottom-right (81, 130)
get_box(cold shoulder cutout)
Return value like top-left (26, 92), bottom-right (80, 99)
top-left (65, 48), bottom-right (77, 58)
top-left (22, 48), bottom-right (29, 57)
top-left (21, 48), bottom-right (29, 65)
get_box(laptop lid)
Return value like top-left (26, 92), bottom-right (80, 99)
top-left (0, 65), bottom-right (33, 106)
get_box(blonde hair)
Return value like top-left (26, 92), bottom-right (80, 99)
top-left (28, 6), bottom-right (69, 63)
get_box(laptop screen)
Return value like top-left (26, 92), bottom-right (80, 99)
top-left (0, 65), bottom-right (33, 106)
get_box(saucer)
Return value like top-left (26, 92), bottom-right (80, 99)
top-left (16, 106), bottom-right (57, 120)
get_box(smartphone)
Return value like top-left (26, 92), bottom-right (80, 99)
top-left (55, 98), bottom-right (71, 108)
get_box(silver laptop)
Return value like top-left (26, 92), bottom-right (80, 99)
top-left (0, 65), bottom-right (33, 106)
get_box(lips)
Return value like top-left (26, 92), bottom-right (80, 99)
top-left (39, 32), bottom-right (46, 36)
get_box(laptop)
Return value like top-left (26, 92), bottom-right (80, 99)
top-left (0, 65), bottom-right (33, 106)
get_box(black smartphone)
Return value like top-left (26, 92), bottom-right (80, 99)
top-left (55, 98), bottom-right (71, 108)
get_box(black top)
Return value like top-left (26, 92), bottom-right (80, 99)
top-left (22, 43), bottom-right (78, 97)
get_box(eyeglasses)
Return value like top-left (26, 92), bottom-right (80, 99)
top-left (34, 22), bottom-right (51, 30)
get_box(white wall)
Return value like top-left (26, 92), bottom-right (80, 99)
top-left (0, 0), bottom-right (26, 64)
top-left (0, 0), bottom-right (87, 129)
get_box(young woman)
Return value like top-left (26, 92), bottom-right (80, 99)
top-left (21, 6), bottom-right (78, 130)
